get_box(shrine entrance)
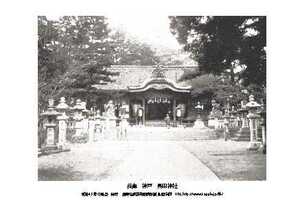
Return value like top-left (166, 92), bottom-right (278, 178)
top-left (127, 65), bottom-right (192, 125)
top-left (146, 99), bottom-right (173, 120)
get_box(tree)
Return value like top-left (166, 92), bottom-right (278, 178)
top-left (110, 30), bottom-right (159, 65)
top-left (38, 16), bottom-right (118, 109)
top-left (38, 16), bottom-right (68, 110)
top-left (169, 16), bottom-right (266, 87)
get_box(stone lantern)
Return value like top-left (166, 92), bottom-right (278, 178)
top-left (56, 97), bottom-right (69, 149)
top-left (194, 101), bottom-right (205, 128)
top-left (233, 100), bottom-right (250, 141)
top-left (246, 95), bottom-right (262, 150)
top-left (41, 99), bottom-right (61, 149)
top-left (73, 99), bottom-right (85, 137)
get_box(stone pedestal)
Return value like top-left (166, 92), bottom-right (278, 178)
top-left (72, 99), bottom-right (85, 137)
top-left (233, 127), bottom-right (250, 141)
top-left (94, 120), bottom-right (102, 141)
top-left (208, 118), bottom-right (220, 129)
top-left (41, 99), bottom-right (61, 150)
top-left (193, 119), bottom-right (206, 129)
top-left (44, 123), bottom-right (57, 148)
top-left (82, 118), bottom-right (89, 135)
top-left (74, 112), bottom-right (84, 137)
top-left (88, 119), bottom-right (95, 143)
top-left (260, 125), bottom-right (266, 153)
top-left (246, 95), bottom-right (262, 150)
top-left (103, 118), bottom-right (117, 138)
top-left (118, 118), bottom-right (129, 140)
top-left (93, 110), bottom-right (104, 141)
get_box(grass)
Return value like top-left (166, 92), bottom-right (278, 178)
top-left (181, 140), bottom-right (266, 181)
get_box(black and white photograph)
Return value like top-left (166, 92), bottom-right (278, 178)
top-left (38, 15), bottom-right (266, 181)
top-left (3, 0), bottom-right (300, 202)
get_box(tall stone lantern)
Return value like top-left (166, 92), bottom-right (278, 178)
top-left (56, 97), bottom-right (69, 149)
top-left (208, 99), bottom-right (222, 129)
top-left (41, 99), bottom-right (61, 149)
top-left (246, 95), bottom-right (262, 150)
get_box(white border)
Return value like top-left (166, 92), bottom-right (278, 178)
top-left (1, 0), bottom-right (300, 202)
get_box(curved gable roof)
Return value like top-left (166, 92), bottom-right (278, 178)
top-left (93, 65), bottom-right (196, 92)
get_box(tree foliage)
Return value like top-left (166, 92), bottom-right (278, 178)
top-left (110, 30), bottom-right (159, 65)
top-left (169, 16), bottom-right (266, 87)
top-left (38, 16), bottom-right (161, 110)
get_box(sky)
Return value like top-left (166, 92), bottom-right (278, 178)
top-left (46, 15), bottom-right (182, 51)
top-left (106, 15), bottom-right (182, 50)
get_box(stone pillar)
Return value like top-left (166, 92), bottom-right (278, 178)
top-left (173, 98), bottom-right (176, 123)
top-left (247, 113), bottom-right (262, 149)
top-left (56, 97), bottom-right (70, 149)
top-left (234, 108), bottom-right (250, 141)
top-left (94, 110), bottom-right (102, 141)
top-left (88, 117), bottom-right (95, 143)
top-left (246, 95), bottom-right (262, 150)
top-left (57, 112), bottom-right (69, 149)
top-left (259, 110), bottom-right (266, 153)
top-left (73, 99), bottom-right (84, 137)
top-left (242, 114), bottom-right (249, 128)
top-left (223, 112), bottom-right (231, 141)
top-left (142, 98), bottom-right (146, 125)
top-left (44, 123), bottom-right (57, 148)
top-left (261, 125), bottom-right (266, 146)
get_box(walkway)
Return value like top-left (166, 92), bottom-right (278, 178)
top-left (104, 141), bottom-right (219, 181)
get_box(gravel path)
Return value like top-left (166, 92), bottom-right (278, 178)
top-left (104, 141), bottom-right (219, 181)
top-left (39, 127), bottom-right (264, 181)
top-left (39, 140), bottom-right (219, 181)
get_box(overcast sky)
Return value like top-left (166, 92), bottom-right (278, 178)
top-left (107, 15), bottom-right (182, 50)
top-left (46, 15), bottom-right (182, 51)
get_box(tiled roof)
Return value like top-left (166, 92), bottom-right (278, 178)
top-left (93, 65), bottom-right (197, 91)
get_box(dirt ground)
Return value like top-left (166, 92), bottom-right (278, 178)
top-left (38, 127), bottom-right (266, 181)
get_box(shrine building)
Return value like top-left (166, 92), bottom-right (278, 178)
top-left (93, 65), bottom-right (198, 125)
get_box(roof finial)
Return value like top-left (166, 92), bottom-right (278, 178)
top-left (151, 64), bottom-right (165, 79)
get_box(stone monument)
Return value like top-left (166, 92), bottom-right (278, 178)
top-left (94, 110), bottom-right (103, 141)
top-left (81, 101), bottom-right (89, 136)
top-left (246, 95), bottom-right (262, 150)
top-left (73, 99), bottom-right (84, 137)
top-left (194, 101), bottom-right (206, 128)
top-left (103, 100), bottom-right (117, 138)
top-left (232, 100), bottom-right (251, 141)
top-left (56, 97), bottom-right (69, 149)
top-left (41, 99), bottom-right (61, 150)
top-left (208, 99), bottom-right (223, 129)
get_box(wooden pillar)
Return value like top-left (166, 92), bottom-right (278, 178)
top-left (142, 98), bottom-right (146, 125)
top-left (173, 98), bottom-right (176, 122)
